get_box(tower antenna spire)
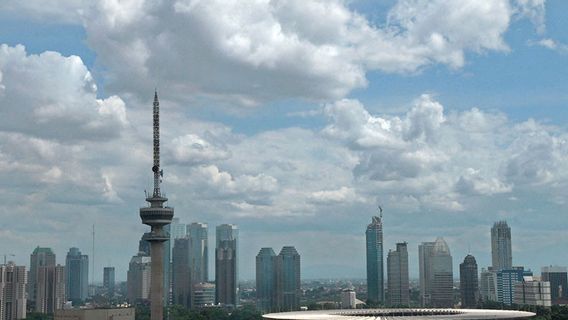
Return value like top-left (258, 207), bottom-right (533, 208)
top-left (152, 90), bottom-right (161, 197)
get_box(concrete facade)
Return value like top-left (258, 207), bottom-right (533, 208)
top-left (0, 263), bottom-right (26, 320)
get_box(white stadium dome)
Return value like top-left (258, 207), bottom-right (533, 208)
top-left (263, 309), bottom-right (535, 320)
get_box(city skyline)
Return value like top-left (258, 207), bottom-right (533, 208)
top-left (1, 1), bottom-right (568, 282)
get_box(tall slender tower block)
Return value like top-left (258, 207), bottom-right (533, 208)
top-left (140, 91), bottom-right (174, 320)
top-left (366, 215), bottom-right (384, 304)
top-left (491, 221), bottom-right (512, 271)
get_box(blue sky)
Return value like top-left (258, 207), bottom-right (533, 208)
top-left (0, 0), bottom-right (568, 282)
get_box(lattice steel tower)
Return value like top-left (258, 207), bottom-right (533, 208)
top-left (140, 91), bottom-right (174, 320)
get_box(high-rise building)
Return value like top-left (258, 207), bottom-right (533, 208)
top-left (29, 247), bottom-right (56, 304)
top-left (541, 266), bottom-right (568, 304)
top-left (430, 237), bottom-right (453, 308)
top-left (65, 247), bottom-right (89, 302)
top-left (418, 241), bottom-right (436, 306)
top-left (103, 267), bottom-right (115, 298)
top-left (127, 253), bottom-right (151, 302)
top-left (192, 283), bottom-right (215, 307)
top-left (387, 242), bottom-right (409, 306)
top-left (341, 289), bottom-right (356, 309)
top-left (366, 216), bottom-right (384, 305)
top-left (275, 246), bottom-right (301, 312)
top-left (480, 268), bottom-right (497, 302)
top-left (139, 92), bottom-right (174, 320)
top-left (215, 224), bottom-right (238, 306)
top-left (188, 223), bottom-right (208, 283)
top-left (496, 267), bottom-right (532, 306)
top-left (170, 218), bottom-right (187, 240)
top-left (459, 254), bottom-right (479, 308)
top-left (36, 265), bottom-right (65, 313)
top-left (172, 238), bottom-right (191, 308)
top-left (256, 248), bottom-right (277, 312)
top-left (491, 221), bottom-right (512, 271)
top-left (514, 276), bottom-right (551, 307)
top-left (0, 262), bottom-right (27, 320)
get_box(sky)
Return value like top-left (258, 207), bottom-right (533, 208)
top-left (0, 0), bottom-right (567, 282)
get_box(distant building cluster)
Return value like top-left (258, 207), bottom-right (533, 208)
top-left (361, 217), bottom-right (558, 310)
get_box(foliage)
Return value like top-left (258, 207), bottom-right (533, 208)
top-left (25, 313), bottom-right (53, 320)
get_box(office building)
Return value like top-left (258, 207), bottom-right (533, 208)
top-left (215, 224), bottom-right (238, 306)
top-left (29, 247), bottom-right (56, 304)
top-left (276, 246), bottom-right (301, 312)
top-left (387, 242), bottom-right (409, 306)
top-left (188, 223), bottom-right (208, 283)
top-left (514, 276), bottom-right (551, 307)
top-left (496, 267), bottom-right (532, 306)
top-left (126, 253), bottom-right (151, 302)
top-left (491, 221), bottom-right (512, 271)
top-left (192, 283), bottom-right (215, 307)
top-left (459, 254), bottom-right (479, 308)
top-left (65, 248), bottom-right (89, 302)
top-left (0, 262), bottom-right (26, 320)
top-left (480, 268), bottom-right (497, 302)
top-left (541, 266), bottom-right (568, 304)
top-left (170, 218), bottom-right (187, 240)
top-left (103, 267), bottom-right (115, 298)
top-left (172, 238), bottom-right (191, 308)
top-left (36, 265), bottom-right (65, 313)
top-left (256, 248), bottom-right (277, 312)
top-left (341, 289), bottom-right (356, 309)
top-left (366, 216), bottom-right (384, 304)
top-left (429, 237), bottom-right (453, 308)
top-left (418, 241), bottom-right (436, 306)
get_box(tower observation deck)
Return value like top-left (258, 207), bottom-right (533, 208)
top-left (140, 91), bottom-right (174, 320)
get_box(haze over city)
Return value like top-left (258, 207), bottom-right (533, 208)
top-left (1, 0), bottom-right (568, 285)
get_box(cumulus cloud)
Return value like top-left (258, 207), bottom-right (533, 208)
top-left (169, 133), bottom-right (231, 165)
top-left (72, 0), bottom-right (547, 104)
top-left (323, 95), bottom-right (568, 211)
top-left (0, 44), bottom-right (127, 142)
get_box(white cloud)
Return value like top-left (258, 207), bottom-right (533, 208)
top-left (73, 0), bottom-right (547, 104)
top-left (0, 44), bottom-right (128, 142)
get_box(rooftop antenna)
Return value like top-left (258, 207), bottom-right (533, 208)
top-left (378, 205), bottom-right (383, 219)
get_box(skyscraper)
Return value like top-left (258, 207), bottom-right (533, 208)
top-left (36, 265), bottom-right (65, 313)
top-left (387, 242), bottom-right (409, 306)
top-left (366, 215), bottom-right (384, 305)
top-left (172, 238), bottom-right (191, 308)
top-left (139, 92), bottom-right (174, 320)
top-left (541, 266), bottom-right (568, 304)
top-left (127, 253), bottom-right (151, 302)
top-left (491, 221), bottom-right (512, 271)
top-left (418, 241), bottom-right (436, 306)
top-left (188, 222), bottom-right (208, 283)
top-left (256, 247), bottom-right (277, 312)
top-left (430, 237), bottom-right (453, 308)
top-left (65, 247), bottom-right (89, 302)
top-left (0, 262), bottom-right (26, 320)
top-left (276, 246), bottom-right (301, 311)
top-left (29, 247), bottom-right (56, 304)
top-left (459, 254), bottom-right (479, 308)
top-left (103, 267), bottom-right (115, 298)
top-left (215, 224), bottom-right (238, 306)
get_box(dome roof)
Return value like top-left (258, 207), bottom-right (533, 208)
top-left (463, 254), bottom-right (477, 264)
top-left (433, 237), bottom-right (451, 255)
